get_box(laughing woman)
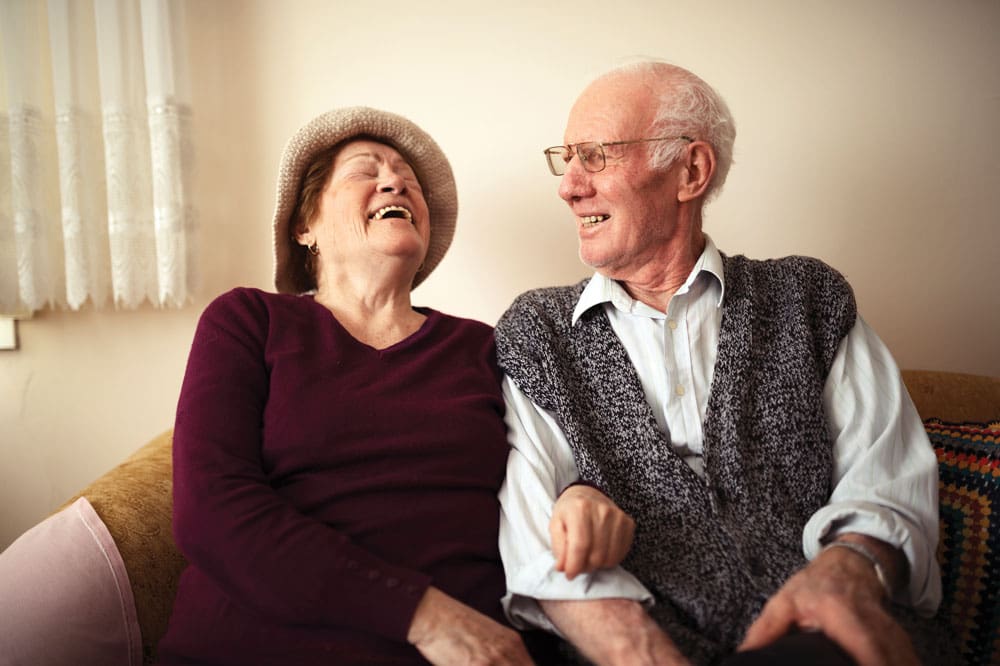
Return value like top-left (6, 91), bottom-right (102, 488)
top-left (155, 108), bottom-right (626, 665)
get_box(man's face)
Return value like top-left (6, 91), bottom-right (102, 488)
top-left (558, 75), bottom-right (686, 280)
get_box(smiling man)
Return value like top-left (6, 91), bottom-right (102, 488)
top-left (494, 61), bottom-right (956, 666)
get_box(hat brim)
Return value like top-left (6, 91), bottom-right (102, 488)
top-left (272, 107), bottom-right (457, 293)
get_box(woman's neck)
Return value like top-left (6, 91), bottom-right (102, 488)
top-left (313, 277), bottom-right (425, 350)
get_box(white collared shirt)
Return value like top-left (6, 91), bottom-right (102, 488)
top-left (498, 237), bottom-right (941, 634)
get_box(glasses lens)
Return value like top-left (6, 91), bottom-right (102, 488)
top-left (576, 142), bottom-right (605, 173)
top-left (544, 147), bottom-right (571, 176)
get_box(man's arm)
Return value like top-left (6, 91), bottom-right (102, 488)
top-left (742, 316), bottom-right (937, 666)
top-left (804, 316), bottom-right (940, 610)
top-left (498, 377), bottom-right (661, 643)
top-left (740, 534), bottom-right (919, 666)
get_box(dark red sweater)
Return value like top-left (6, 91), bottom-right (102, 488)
top-left (157, 288), bottom-right (510, 665)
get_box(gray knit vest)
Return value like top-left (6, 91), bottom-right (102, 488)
top-left (496, 254), bottom-right (857, 663)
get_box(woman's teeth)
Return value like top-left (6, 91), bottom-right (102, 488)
top-left (370, 206), bottom-right (413, 223)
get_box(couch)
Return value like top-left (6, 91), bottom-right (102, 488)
top-left (4, 369), bottom-right (999, 665)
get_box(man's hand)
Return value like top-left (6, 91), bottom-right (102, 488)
top-left (550, 484), bottom-right (635, 579)
top-left (738, 536), bottom-right (919, 666)
top-left (541, 598), bottom-right (691, 666)
top-left (407, 586), bottom-right (534, 665)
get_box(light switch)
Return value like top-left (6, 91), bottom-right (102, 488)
top-left (0, 317), bottom-right (17, 351)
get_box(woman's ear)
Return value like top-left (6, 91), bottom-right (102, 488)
top-left (293, 224), bottom-right (313, 248)
top-left (678, 141), bottom-right (716, 203)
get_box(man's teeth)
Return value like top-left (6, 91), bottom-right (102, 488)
top-left (581, 215), bottom-right (610, 225)
top-left (370, 206), bottom-right (413, 223)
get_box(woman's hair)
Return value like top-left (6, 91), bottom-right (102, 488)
top-left (604, 61), bottom-right (736, 202)
top-left (289, 144), bottom-right (341, 290)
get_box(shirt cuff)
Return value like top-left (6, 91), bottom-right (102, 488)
top-left (502, 551), bottom-right (653, 630)
top-left (803, 502), bottom-right (941, 615)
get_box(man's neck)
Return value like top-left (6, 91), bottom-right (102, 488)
top-left (617, 231), bottom-right (706, 312)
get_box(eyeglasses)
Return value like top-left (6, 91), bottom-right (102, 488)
top-left (543, 136), bottom-right (694, 176)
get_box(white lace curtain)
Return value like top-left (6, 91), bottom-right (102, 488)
top-left (0, 0), bottom-right (194, 313)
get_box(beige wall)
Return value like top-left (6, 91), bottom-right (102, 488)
top-left (2, 0), bottom-right (998, 548)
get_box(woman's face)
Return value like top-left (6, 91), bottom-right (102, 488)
top-left (303, 139), bottom-right (431, 286)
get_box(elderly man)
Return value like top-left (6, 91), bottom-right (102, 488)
top-left (495, 61), bottom-right (954, 666)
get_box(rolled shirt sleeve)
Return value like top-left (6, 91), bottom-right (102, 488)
top-left (498, 377), bottom-right (653, 633)
top-left (803, 317), bottom-right (941, 615)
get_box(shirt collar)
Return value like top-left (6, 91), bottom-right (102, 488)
top-left (571, 235), bottom-right (726, 325)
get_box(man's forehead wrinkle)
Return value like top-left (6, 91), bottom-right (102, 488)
top-left (566, 76), bottom-right (661, 145)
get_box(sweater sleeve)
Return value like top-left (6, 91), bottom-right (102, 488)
top-left (172, 289), bottom-right (431, 640)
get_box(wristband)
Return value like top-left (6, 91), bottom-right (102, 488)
top-left (558, 479), bottom-right (608, 497)
top-left (822, 540), bottom-right (893, 598)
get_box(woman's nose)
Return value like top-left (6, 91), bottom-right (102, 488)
top-left (378, 169), bottom-right (406, 194)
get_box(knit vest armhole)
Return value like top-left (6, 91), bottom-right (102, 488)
top-left (494, 285), bottom-right (584, 412)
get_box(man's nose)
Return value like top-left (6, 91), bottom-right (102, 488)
top-left (558, 157), bottom-right (593, 202)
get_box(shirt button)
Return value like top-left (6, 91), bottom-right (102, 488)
top-left (675, 384), bottom-right (685, 396)
top-left (668, 319), bottom-right (678, 330)
top-left (385, 577), bottom-right (400, 589)
top-left (367, 569), bottom-right (380, 581)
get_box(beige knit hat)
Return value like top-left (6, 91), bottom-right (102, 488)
top-left (272, 106), bottom-right (458, 293)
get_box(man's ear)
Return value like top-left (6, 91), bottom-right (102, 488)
top-left (678, 142), bottom-right (716, 203)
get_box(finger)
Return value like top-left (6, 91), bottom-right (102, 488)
top-left (562, 514), bottom-right (593, 580)
top-left (582, 533), bottom-right (610, 574)
top-left (603, 517), bottom-right (635, 567)
top-left (809, 603), bottom-right (909, 666)
top-left (508, 637), bottom-right (536, 666)
top-left (738, 597), bottom-right (797, 651)
top-left (550, 517), bottom-right (567, 572)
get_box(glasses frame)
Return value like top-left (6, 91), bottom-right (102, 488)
top-left (543, 135), bottom-right (694, 176)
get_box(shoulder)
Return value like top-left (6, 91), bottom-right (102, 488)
top-left (493, 280), bottom-right (589, 378)
top-left (725, 253), bottom-right (846, 280)
top-left (198, 287), bottom-right (310, 339)
top-left (723, 254), bottom-right (857, 349)
top-left (724, 253), bottom-right (854, 301)
top-left (496, 281), bottom-right (588, 338)
top-left (205, 287), bottom-right (316, 314)
top-left (426, 308), bottom-right (495, 345)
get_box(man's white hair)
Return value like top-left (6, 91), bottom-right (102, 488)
top-left (596, 60), bottom-right (736, 202)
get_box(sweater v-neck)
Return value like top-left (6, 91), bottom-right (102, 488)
top-left (311, 298), bottom-right (440, 356)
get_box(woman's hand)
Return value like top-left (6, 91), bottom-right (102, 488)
top-left (550, 484), bottom-right (635, 579)
top-left (541, 598), bottom-right (691, 666)
top-left (407, 587), bottom-right (534, 665)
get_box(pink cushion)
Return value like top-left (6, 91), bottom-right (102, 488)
top-left (0, 497), bottom-right (142, 665)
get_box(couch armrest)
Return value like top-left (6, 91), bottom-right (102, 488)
top-left (901, 369), bottom-right (1000, 424)
top-left (62, 429), bottom-right (185, 663)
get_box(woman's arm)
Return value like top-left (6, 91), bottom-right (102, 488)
top-left (172, 289), bottom-right (430, 640)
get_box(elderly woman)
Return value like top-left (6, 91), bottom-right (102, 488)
top-left (155, 108), bottom-right (631, 666)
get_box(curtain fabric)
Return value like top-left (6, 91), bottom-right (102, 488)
top-left (0, 0), bottom-right (194, 312)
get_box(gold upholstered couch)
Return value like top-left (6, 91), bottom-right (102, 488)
top-left (51, 370), bottom-right (1000, 664)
